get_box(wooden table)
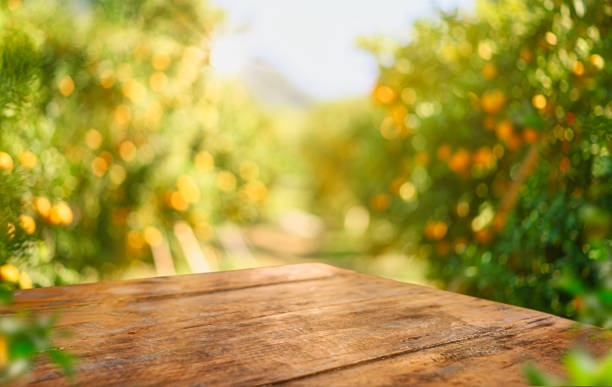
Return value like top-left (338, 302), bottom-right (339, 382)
top-left (3, 263), bottom-right (610, 386)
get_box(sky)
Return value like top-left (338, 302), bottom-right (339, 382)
top-left (210, 0), bottom-right (474, 101)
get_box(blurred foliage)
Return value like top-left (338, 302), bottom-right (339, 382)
top-left (304, 0), bottom-right (611, 325)
top-left (0, 313), bottom-right (74, 383)
top-left (0, 2), bottom-right (71, 380)
top-left (301, 100), bottom-right (385, 230)
top-left (524, 348), bottom-right (612, 386)
top-left (0, 0), bottom-right (281, 287)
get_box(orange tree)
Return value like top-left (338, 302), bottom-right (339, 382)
top-left (307, 0), bottom-right (611, 323)
top-left (0, 11), bottom-right (74, 381)
top-left (0, 0), bottom-right (279, 287)
top-left (0, 25), bottom-right (38, 297)
top-left (369, 0), bottom-right (611, 322)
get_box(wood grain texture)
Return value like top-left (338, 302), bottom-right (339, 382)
top-left (1, 263), bottom-right (609, 386)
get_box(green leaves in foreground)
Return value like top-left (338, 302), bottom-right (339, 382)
top-left (524, 348), bottom-right (612, 386)
top-left (0, 313), bottom-right (75, 383)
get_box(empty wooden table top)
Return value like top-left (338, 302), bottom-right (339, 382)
top-left (2, 263), bottom-right (610, 386)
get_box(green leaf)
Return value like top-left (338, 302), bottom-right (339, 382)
top-left (48, 348), bottom-right (76, 378)
top-left (593, 351), bottom-right (612, 385)
top-left (563, 350), bottom-right (597, 385)
top-left (523, 362), bottom-right (560, 386)
top-left (10, 339), bottom-right (36, 359)
top-left (0, 287), bottom-right (13, 304)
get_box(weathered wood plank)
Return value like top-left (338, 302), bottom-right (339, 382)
top-left (284, 318), bottom-right (593, 386)
top-left (2, 263), bottom-right (337, 311)
top-left (4, 263), bottom-right (610, 386)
